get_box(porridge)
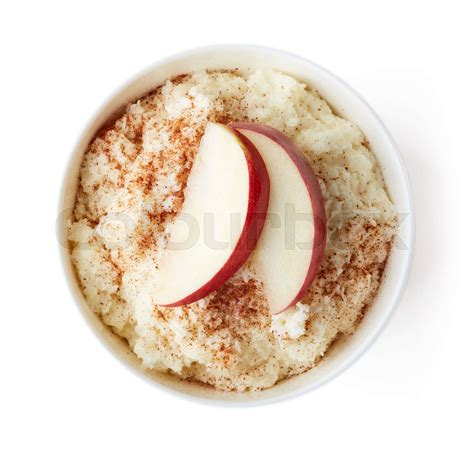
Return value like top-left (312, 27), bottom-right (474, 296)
top-left (67, 69), bottom-right (397, 392)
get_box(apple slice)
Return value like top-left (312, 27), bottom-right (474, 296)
top-left (230, 123), bottom-right (327, 314)
top-left (156, 122), bottom-right (270, 307)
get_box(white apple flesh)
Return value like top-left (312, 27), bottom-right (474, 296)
top-left (231, 123), bottom-right (327, 314)
top-left (156, 122), bottom-right (270, 307)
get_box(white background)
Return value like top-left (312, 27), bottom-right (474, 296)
top-left (1, 1), bottom-right (472, 453)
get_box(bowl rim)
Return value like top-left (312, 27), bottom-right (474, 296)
top-left (57, 44), bottom-right (415, 407)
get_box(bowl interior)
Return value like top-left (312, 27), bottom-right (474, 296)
top-left (59, 46), bottom-right (414, 405)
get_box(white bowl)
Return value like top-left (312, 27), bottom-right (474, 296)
top-left (58, 45), bottom-right (415, 406)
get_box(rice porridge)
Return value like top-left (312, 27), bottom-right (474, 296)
top-left (67, 69), bottom-right (397, 392)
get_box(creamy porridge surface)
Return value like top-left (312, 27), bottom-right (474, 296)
top-left (68, 69), bottom-right (397, 392)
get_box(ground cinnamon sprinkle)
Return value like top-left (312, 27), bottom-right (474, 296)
top-left (68, 70), bottom-right (398, 392)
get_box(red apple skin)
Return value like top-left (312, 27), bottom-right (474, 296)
top-left (230, 122), bottom-right (327, 313)
top-left (161, 126), bottom-right (270, 307)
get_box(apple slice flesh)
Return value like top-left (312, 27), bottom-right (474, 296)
top-left (156, 122), bottom-right (270, 307)
top-left (231, 123), bottom-right (327, 314)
